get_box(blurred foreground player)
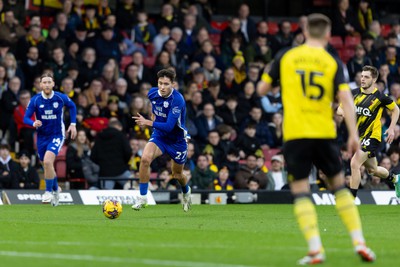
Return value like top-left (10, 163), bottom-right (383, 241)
top-left (257, 14), bottom-right (375, 264)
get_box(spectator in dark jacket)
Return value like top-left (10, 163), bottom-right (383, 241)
top-left (90, 119), bottom-right (132, 189)
top-left (0, 143), bottom-right (18, 189)
top-left (13, 150), bottom-right (39, 189)
top-left (234, 154), bottom-right (268, 189)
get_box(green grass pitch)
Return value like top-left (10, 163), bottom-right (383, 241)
top-left (0, 204), bottom-right (398, 267)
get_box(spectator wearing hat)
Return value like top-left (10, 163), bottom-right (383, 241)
top-left (13, 150), bottom-right (39, 189)
top-left (94, 25), bottom-right (121, 71)
top-left (266, 155), bottom-right (287, 191)
top-left (234, 154), bottom-right (269, 189)
top-left (232, 52), bottom-right (246, 85)
top-left (0, 143), bottom-right (18, 189)
top-left (356, 0), bottom-right (374, 33)
top-left (44, 24), bottom-right (67, 60)
top-left (361, 32), bottom-right (380, 64)
top-left (213, 166), bottom-right (234, 191)
top-left (83, 4), bottom-right (101, 38)
top-left (68, 23), bottom-right (93, 55)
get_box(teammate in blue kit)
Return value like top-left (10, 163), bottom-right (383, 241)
top-left (132, 68), bottom-right (192, 212)
top-left (24, 73), bottom-right (77, 206)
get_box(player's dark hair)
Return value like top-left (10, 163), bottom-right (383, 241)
top-left (157, 69), bottom-right (176, 82)
top-left (362, 65), bottom-right (379, 79)
top-left (307, 13), bottom-right (331, 38)
top-left (40, 72), bottom-right (54, 82)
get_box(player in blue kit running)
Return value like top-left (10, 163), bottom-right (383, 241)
top-left (132, 68), bottom-right (192, 212)
top-left (24, 73), bottom-right (77, 206)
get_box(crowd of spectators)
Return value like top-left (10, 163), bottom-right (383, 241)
top-left (0, 0), bottom-right (400, 192)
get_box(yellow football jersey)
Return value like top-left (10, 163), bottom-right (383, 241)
top-left (262, 44), bottom-right (350, 141)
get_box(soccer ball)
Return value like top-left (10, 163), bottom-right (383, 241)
top-left (102, 199), bottom-right (122, 219)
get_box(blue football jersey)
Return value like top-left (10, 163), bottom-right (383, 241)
top-left (24, 91), bottom-right (77, 138)
top-left (148, 87), bottom-right (188, 142)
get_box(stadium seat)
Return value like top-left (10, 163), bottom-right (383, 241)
top-left (120, 55), bottom-right (133, 72)
top-left (211, 20), bottom-right (229, 31)
top-left (54, 145), bottom-right (68, 180)
top-left (262, 148), bottom-right (281, 162)
top-left (143, 56), bottom-right (156, 68)
top-left (339, 48), bottom-right (355, 63)
top-left (344, 36), bottom-right (361, 49)
top-left (146, 43), bottom-right (155, 57)
top-left (381, 24), bottom-right (392, 37)
top-left (68, 177), bottom-right (88, 189)
top-left (330, 36), bottom-right (344, 50)
top-left (291, 22), bottom-right (299, 32)
top-left (268, 22), bottom-right (279, 35)
top-left (209, 33), bottom-right (221, 46)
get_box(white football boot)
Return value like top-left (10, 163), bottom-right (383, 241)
top-left (132, 196), bottom-right (148, 211)
top-left (182, 186), bottom-right (192, 212)
top-left (42, 191), bottom-right (53, 204)
top-left (51, 187), bottom-right (62, 207)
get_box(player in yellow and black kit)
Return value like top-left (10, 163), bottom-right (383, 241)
top-left (337, 65), bottom-right (400, 199)
top-left (257, 14), bottom-right (375, 264)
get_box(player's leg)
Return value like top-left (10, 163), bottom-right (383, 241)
top-left (42, 150), bottom-right (57, 204)
top-left (349, 149), bottom-right (369, 197)
top-left (132, 141), bottom-right (163, 210)
top-left (171, 160), bottom-right (191, 212)
top-left (46, 137), bottom-right (64, 206)
top-left (37, 139), bottom-right (53, 203)
top-left (364, 157), bottom-right (400, 197)
top-left (284, 140), bottom-right (325, 265)
top-left (319, 140), bottom-right (375, 262)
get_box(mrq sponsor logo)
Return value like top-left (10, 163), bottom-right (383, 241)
top-left (312, 193), bottom-right (361, 205)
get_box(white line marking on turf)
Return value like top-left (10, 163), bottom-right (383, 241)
top-left (0, 250), bottom-right (259, 267)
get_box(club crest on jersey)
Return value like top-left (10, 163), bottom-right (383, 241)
top-left (163, 101), bottom-right (169, 108)
top-left (172, 106), bottom-right (181, 115)
top-left (53, 102), bottom-right (59, 109)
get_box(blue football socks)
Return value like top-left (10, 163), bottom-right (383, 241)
top-left (139, 183), bottom-right (148, 196)
top-left (52, 177), bottom-right (58, 191)
top-left (45, 179), bottom-right (54, 192)
top-left (182, 184), bottom-right (189, 194)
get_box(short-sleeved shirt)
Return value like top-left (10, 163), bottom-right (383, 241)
top-left (352, 87), bottom-right (396, 141)
top-left (262, 44), bottom-right (350, 141)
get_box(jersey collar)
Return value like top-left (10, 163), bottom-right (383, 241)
top-left (157, 88), bottom-right (174, 98)
top-left (41, 91), bottom-right (54, 99)
top-left (360, 87), bottom-right (378, 94)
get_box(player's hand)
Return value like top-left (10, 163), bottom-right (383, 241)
top-left (347, 134), bottom-right (360, 155)
top-left (385, 127), bottom-right (395, 145)
top-left (33, 120), bottom-right (42, 128)
top-left (132, 113), bottom-right (148, 127)
top-left (67, 124), bottom-right (77, 140)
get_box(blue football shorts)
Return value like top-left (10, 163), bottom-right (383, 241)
top-left (149, 135), bottom-right (188, 165)
top-left (36, 135), bottom-right (64, 161)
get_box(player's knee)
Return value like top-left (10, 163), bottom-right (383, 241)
top-left (171, 173), bottom-right (183, 180)
top-left (350, 159), bottom-right (362, 169)
top-left (140, 155), bottom-right (152, 167)
top-left (43, 159), bottom-right (54, 169)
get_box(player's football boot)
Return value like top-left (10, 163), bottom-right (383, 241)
top-left (42, 191), bottom-right (53, 204)
top-left (132, 196), bottom-right (148, 211)
top-left (51, 187), bottom-right (62, 207)
top-left (297, 250), bottom-right (325, 265)
top-left (182, 186), bottom-right (192, 212)
top-left (355, 243), bottom-right (376, 262)
top-left (394, 174), bottom-right (400, 198)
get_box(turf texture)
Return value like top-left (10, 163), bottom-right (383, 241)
top-left (0, 204), bottom-right (398, 267)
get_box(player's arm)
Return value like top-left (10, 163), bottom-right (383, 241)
top-left (62, 94), bottom-right (77, 139)
top-left (257, 49), bottom-right (285, 96)
top-left (383, 99), bottom-right (399, 144)
top-left (23, 98), bottom-right (41, 127)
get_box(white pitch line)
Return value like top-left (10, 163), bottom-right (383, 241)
top-left (0, 250), bottom-right (260, 267)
